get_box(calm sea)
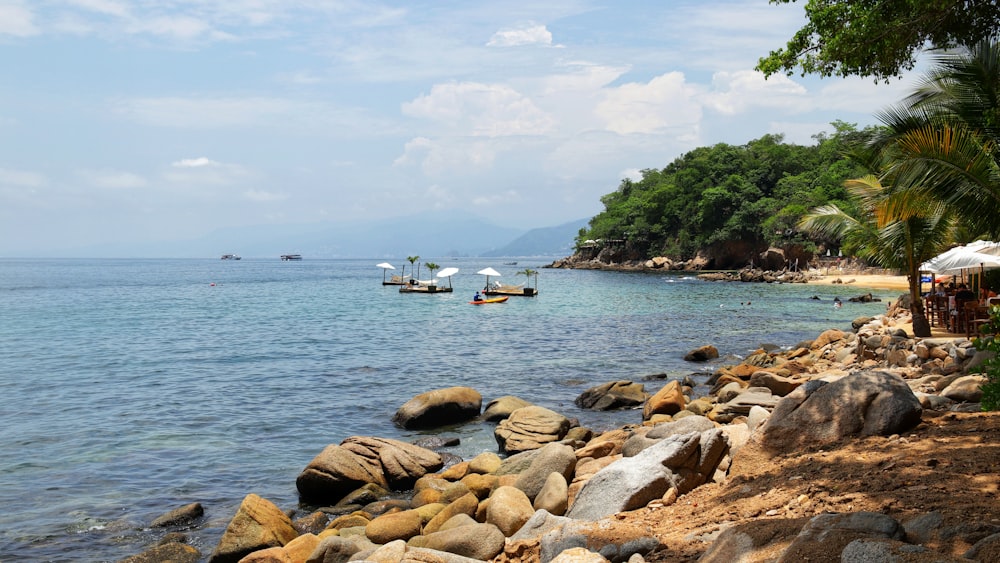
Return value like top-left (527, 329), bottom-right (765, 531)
top-left (0, 258), bottom-right (898, 561)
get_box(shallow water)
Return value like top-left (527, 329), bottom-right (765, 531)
top-left (0, 258), bottom-right (898, 561)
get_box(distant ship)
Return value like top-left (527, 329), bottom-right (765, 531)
top-left (221, 254), bottom-right (241, 260)
top-left (280, 254), bottom-right (303, 261)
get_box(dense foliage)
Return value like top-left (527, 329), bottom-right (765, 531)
top-left (973, 305), bottom-right (1000, 411)
top-left (757, 0), bottom-right (1000, 82)
top-left (578, 122), bottom-right (872, 261)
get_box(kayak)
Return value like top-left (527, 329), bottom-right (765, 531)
top-left (469, 296), bottom-right (509, 305)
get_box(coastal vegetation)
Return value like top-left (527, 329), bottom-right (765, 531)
top-left (576, 122), bottom-right (871, 265)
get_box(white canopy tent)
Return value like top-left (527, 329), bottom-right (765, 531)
top-left (921, 243), bottom-right (1000, 275)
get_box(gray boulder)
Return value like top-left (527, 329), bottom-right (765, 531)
top-left (514, 443), bottom-right (577, 500)
top-left (410, 522), bottom-right (506, 561)
top-left (758, 370), bottom-right (922, 453)
top-left (481, 395), bottom-right (533, 422)
top-left (392, 386), bottom-right (482, 429)
top-left (567, 429), bottom-right (727, 521)
top-left (776, 512), bottom-right (904, 563)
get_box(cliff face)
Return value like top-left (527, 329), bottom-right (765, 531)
top-left (551, 240), bottom-right (815, 271)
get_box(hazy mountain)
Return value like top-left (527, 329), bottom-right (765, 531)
top-left (481, 217), bottom-right (589, 257)
top-left (58, 211), bottom-right (587, 258)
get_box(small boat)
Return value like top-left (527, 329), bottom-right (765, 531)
top-left (469, 296), bottom-right (509, 305)
top-left (280, 254), bottom-right (302, 261)
top-left (221, 254), bottom-right (241, 260)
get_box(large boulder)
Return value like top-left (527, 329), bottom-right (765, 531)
top-left (642, 380), bottom-right (686, 420)
top-left (392, 386), bottom-right (483, 429)
top-left (481, 395), bottom-right (533, 422)
top-left (494, 406), bottom-right (571, 454)
top-left (485, 486), bottom-right (535, 536)
top-left (777, 512), bottom-right (905, 562)
top-left (514, 443), bottom-right (577, 500)
top-left (684, 345), bottom-right (719, 362)
top-left (757, 370), bottom-right (922, 454)
top-left (410, 522), bottom-right (506, 561)
top-left (208, 494), bottom-right (298, 563)
top-left (567, 429), bottom-right (727, 521)
top-left (575, 380), bottom-right (646, 410)
top-left (296, 437), bottom-right (443, 504)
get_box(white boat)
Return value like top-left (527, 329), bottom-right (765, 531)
top-left (221, 254), bottom-right (241, 260)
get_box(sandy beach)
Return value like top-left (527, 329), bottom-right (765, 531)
top-left (808, 273), bottom-right (910, 291)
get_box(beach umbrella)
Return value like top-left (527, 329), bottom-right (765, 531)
top-left (921, 245), bottom-right (1000, 275)
top-left (477, 267), bottom-right (501, 290)
top-left (436, 267), bottom-right (459, 288)
top-left (376, 262), bottom-right (395, 283)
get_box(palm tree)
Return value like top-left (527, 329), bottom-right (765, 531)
top-left (800, 170), bottom-right (955, 337)
top-left (407, 255), bottom-right (420, 281)
top-left (424, 262), bottom-right (439, 283)
top-left (872, 40), bottom-right (1000, 239)
top-left (516, 268), bottom-right (538, 289)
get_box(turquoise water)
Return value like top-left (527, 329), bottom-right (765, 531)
top-left (0, 258), bottom-right (898, 561)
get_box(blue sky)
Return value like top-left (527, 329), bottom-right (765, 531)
top-left (0, 0), bottom-right (924, 255)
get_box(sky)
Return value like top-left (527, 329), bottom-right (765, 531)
top-left (0, 0), bottom-right (927, 256)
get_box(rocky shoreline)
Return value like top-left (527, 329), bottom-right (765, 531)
top-left (122, 299), bottom-right (999, 563)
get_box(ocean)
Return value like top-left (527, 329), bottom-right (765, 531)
top-left (0, 257), bottom-right (899, 561)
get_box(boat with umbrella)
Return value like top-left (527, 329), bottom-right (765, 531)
top-left (399, 266), bottom-right (458, 293)
top-left (481, 266), bottom-right (538, 296)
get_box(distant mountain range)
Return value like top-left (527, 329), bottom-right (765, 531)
top-left (64, 212), bottom-right (591, 259)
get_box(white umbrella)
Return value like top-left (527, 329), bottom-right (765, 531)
top-left (921, 246), bottom-right (1000, 275)
top-left (376, 262), bottom-right (395, 283)
top-left (477, 267), bottom-right (501, 290)
top-left (436, 267), bottom-right (459, 289)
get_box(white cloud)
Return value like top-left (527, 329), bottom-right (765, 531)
top-left (703, 70), bottom-right (809, 115)
top-left (0, 1), bottom-right (39, 37)
top-left (620, 168), bottom-right (643, 182)
top-left (67, 0), bottom-right (130, 18)
top-left (0, 167), bottom-right (46, 187)
top-left (173, 157), bottom-right (220, 168)
top-left (78, 169), bottom-right (148, 189)
top-left (487, 22), bottom-right (554, 47)
top-left (596, 72), bottom-right (703, 135)
top-left (402, 82), bottom-right (555, 137)
top-left (394, 136), bottom-right (496, 176)
top-left (243, 189), bottom-right (287, 202)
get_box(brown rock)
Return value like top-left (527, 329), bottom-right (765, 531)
top-left (364, 509), bottom-right (423, 544)
top-left (208, 494), bottom-right (298, 563)
top-left (494, 406), bottom-right (570, 454)
top-left (642, 380), bottom-right (686, 420)
top-left (392, 386), bottom-right (482, 429)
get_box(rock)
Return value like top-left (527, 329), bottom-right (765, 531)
top-left (291, 511), bottom-right (329, 535)
top-left (364, 509), bottom-right (423, 544)
top-left (485, 485), bottom-right (534, 536)
top-left (150, 502), bottom-right (204, 528)
top-left (410, 522), bottom-right (506, 561)
top-left (468, 451), bottom-right (503, 474)
top-left (647, 416), bottom-right (716, 440)
top-left (684, 345), bottom-right (719, 362)
top-left (965, 532), bottom-right (1000, 561)
top-left (392, 386), bottom-right (482, 429)
top-left (236, 546), bottom-right (291, 562)
top-left (575, 380), bottom-right (646, 410)
top-left (207, 494), bottom-right (298, 563)
top-left (748, 371), bottom-right (802, 397)
top-left (514, 443), bottom-right (577, 500)
top-left (297, 437), bottom-right (443, 504)
top-left (494, 406), bottom-right (571, 454)
top-left (282, 533), bottom-right (320, 562)
top-left (533, 472), bottom-right (569, 515)
top-left (305, 534), bottom-right (373, 563)
top-left (698, 517), bottom-right (808, 563)
top-left (423, 492), bottom-right (479, 535)
top-left (568, 429), bottom-right (725, 521)
top-left (811, 329), bottom-right (845, 349)
top-left (776, 512), bottom-right (904, 563)
top-left (756, 370), bottom-right (923, 454)
top-left (550, 547), bottom-right (611, 562)
top-left (642, 380), bottom-right (686, 420)
top-left (940, 375), bottom-right (988, 402)
top-left (120, 542), bottom-right (201, 563)
top-left (481, 395), bottom-right (533, 422)
top-left (411, 436), bottom-right (461, 449)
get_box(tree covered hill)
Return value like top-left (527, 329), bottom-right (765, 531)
top-left (575, 121), bottom-right (873, 269)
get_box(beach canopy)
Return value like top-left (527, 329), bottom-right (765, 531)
top-left (921, 242), bottom-right (1000, 275)
top-left (436, 267), bottom-right (459, 278)
top-left (376, 262), bottom-right (395, 269)
top-left (477, 267), bottom-right (501, 277)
